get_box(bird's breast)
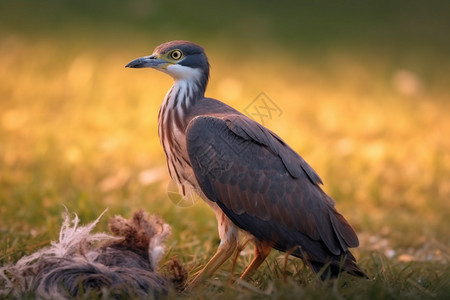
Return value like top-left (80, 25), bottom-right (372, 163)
top-left (158, 107), bottom-right (198, 200)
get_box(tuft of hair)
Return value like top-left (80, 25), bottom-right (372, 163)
top-left (164, 257), bottom-right (189, 292)
top-left (107, 209), bottom-right (172, 270)
top-left (0, 208), bottom-right (187, 299)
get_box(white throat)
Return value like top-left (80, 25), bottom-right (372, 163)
top-left (163, 64), bottom-right (203, 82)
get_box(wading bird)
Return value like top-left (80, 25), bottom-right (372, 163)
top-left (126, 41), bottom-right (366, 287)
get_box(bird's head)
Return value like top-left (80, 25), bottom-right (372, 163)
top-left (126, 40), bottom-right (210, 90)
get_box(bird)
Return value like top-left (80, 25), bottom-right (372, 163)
top-left (126, 40), bottom-right (366, 287)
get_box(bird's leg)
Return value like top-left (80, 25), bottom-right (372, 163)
top-left (228, 238), bottom-right (250, 283)
top-left (188, 238), bottom-right (237, 289)
top-left (188, 211), bottom-right (238, 289)
top-left (239, 240), bottom-right (272, 280)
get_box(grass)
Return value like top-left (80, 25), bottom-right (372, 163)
top-left (0, 32), bottom-right (449, 299)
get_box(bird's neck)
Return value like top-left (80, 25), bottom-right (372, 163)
top-left (163, 79), bottom-right (204, 115)
top-left (168, 79), bottom-right (204, 107)
top-left (158, 79), bottom-right (204, 136)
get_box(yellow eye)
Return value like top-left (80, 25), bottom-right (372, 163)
top-left (170, 50), bottom-right (183, 60)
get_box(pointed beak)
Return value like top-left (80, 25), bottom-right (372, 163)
top-left (125, 54), bottom-right (167, 69)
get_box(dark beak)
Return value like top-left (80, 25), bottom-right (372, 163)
top-left (125, 54), bottom-right (166, 68)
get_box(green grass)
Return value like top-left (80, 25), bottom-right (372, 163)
top-left (1, 1), bottom-right (450, 297)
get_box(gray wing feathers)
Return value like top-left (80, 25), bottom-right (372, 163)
top-left (225, 115), bottom-right (323, 185)
top-left (185, 115), bottom-right (359, 258)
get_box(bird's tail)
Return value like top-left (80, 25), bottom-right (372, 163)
top-left (308, 252), bottom-right (368, 280)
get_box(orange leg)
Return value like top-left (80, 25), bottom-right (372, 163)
top-left (187, 210), bottom-right (238, 289)
top-left (240, 240), bottom-right (272, 280)
top-left (188, 238), bottom-right (237, 289)
top-left (228, 239), bottom-right (250, 283)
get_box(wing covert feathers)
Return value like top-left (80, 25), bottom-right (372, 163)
top-left (185, 115), bottom-right (364, 277)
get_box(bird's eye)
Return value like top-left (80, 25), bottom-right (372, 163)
top-left (170, 50), bottom-right (183, 60)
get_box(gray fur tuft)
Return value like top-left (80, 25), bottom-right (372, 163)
top-left (0, 209), bottom-right (187, 299)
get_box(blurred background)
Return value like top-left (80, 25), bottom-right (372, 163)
top-left (0, 0), bottom-right (449, 286)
